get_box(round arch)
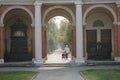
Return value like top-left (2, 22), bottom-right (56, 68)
top-left (0, 6), bottom-right (34, 27)
top-left (83, 4), bottom-right (117, 25)
top-left (43, 6), bottom-right (75, 25)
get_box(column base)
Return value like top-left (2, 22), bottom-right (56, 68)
top-left (0, 59), bottom-right (4, 64)
top-left (32, 58), bottom-right (44, 65)
top-left (115, 57), bottom-right (120, 62)
top-left (75, 58), bottom-right (85, 64)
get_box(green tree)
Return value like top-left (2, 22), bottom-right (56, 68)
top-left (47, 16), bottom-right (72, 53)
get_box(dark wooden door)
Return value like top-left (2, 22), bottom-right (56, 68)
top-left (5, 23), bottom-right (32, 61)
top-left (101, 29), bottom-right (112, 60)
top-left (87, 29), bottom-right (112, 60)
top-left (86, 30), bottom-right (97, 60)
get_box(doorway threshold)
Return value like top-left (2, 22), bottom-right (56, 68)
top-left (86, 60), bottom-right (120, 65)
top-left (0, 61), bottom-right (33, 67)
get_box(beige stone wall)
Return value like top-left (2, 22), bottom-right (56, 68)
top-left (86, 13), bottom-right (113, 29)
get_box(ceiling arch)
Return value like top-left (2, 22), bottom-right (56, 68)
top-left (43, 6), bottom-right (75, 25)
top-left (83, 4), bottom-right (117, 25)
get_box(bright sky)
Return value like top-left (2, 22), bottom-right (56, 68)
top-left (53, 16), bottom-right (68, 29)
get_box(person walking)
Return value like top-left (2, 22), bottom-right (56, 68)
top-left (64, 45), bottom-right (70, 60)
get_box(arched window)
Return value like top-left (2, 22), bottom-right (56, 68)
top-left (93, 20), bottom-right (104, 27)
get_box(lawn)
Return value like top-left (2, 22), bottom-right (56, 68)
top-left (0, 71), bottom-right (37, 80)
top-left (82, 69), bottom-right (120, 80)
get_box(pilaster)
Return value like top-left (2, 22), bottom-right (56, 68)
top-left (33, 2), bottom-right (43, 64)
top-left (75, 2), bottom-right (85, 64)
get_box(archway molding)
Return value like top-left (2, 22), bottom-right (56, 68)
top-left (0, 6), bottom-right (34, 27)
top-left (43, 5), bottom-right (75, 26)
top-left (83, 4), bottom-right (117, 25)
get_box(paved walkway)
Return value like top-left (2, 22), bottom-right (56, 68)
top-left (0, 49), bottom-right (120, 80)
top-left (33, 67), bottom-right (84, 80)
top-left (0, 65), bottom-right (120, 80)
top-left (45, 49), bottom-right (72, 64)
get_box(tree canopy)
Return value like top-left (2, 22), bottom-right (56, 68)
top-left (47, 16), bottom-right (72, 53)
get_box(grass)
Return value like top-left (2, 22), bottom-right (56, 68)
top-left (82, 69), bottom-right (120, 80)
top-left (0, 71), bottom-right (37, 80)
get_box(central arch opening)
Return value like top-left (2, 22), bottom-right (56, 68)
top-left (45, 16), bottom-right (72, 63)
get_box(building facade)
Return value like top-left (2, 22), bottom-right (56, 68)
top-left (0, 0), bottom-right (120, 64)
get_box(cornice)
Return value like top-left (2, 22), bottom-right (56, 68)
top-left (84, 1), bottom-right (115, 4)
top-left (118, 22), bottom-right (120, 26)
top-left (0, 0), bottom-right (80, 5)
top-left (0, 0), bottom-right (34, 5)
top-left (0, 0), bottom-right (120, 6)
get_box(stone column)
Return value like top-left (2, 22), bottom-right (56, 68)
top-left (0, 26), bottom-right (4, 64)
top-left (75, 2), bottom-right (85, 63)
top-left (33, 2), bottom-right (43, 64)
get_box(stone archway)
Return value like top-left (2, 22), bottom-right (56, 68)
top-left (3, 8), bottom-right (33, 62)
top-left (85, 6), bottom-right (115, 60)
top-left (42, 5), bottom-right (76, 62)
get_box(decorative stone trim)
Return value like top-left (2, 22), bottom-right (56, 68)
top-left (0, 6), bottom-right (34, 27)
top-left (32, 58), bottom-right (43, 65)
top-left (84, 1), bottom-right (117, 4)
top-left (0, 23), bottom-right (4, 27)
top-left (118, 22), bottom-right (120, 26)
top-left (43, 6), bottom-right (75, 25)
top-left (75, 58), bottom-right (85, 64)
top-left (0, 59), bottom-right (4, 64)
top-left (115, 57), bottom-right (120, 62)
top-left (83, 4), bottom-right (117, 26)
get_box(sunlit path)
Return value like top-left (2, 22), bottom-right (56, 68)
top-left (45, 49), bottom-right (71, 64)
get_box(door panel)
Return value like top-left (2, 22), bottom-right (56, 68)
top-left (101, 29), bottom-right (112, 59)
top-left (87, 29), bottom-right (112, 60)
top-left (86, 30), bottom-right (97, 59)
top-left (5, 23), bottom-right (32, 61)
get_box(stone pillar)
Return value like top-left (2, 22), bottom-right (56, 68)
top-left (75, 2), bottom-right (85, 63)
top-left (33, 2), bottom-right (43, 64)
top-left (0, 27), bottom-right (4, 64)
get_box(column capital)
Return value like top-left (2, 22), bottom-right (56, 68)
top-left (74, 0), bottom-right (83, 5)
top-left (34, 1), bottom-right (42, 6)
top-left (113, 21), bottom-right (118, 25)
top-left (118, 22), bottom-right (120, 26)
top-left (0, 23), bottom-right (4, 27)
top-left (113, 22), bottom-right (120, 26)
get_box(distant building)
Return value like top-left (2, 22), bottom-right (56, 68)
top-left (0, 0), bottom-right (120, 64)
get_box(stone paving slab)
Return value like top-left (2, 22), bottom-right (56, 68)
top-left (32, 67), bottom-right (85, 80)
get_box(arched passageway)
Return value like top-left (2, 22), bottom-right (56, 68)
top-left (42, 5), bottom-right (76, 63)
top-left (46, 16), bottom-right (72, 63)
